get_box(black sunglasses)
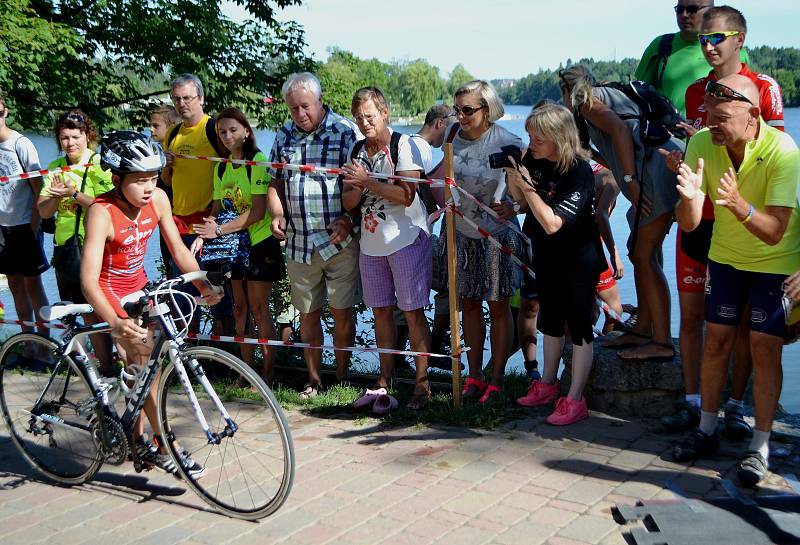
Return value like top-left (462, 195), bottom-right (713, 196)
top-left (674, 4), bottom-right (710, 14)
top-left (453, 104), bottom-right (486, 117)
top-left (58, 112), bottom-right (86, 124)
top-left (704, 80), bottom-right (753, 105)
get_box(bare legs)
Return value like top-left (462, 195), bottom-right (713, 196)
top-left (461, 297), bottom-right (513, 388)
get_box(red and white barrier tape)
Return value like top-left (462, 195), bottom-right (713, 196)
top-left (448, 204), bottom-right (536, 281)
top-left (0, 319), bottom-right (464, 360)
top-left (450, 186), bottom-right (531, 245)
top-left (175, 154), bottom-right (453, 188)
top-left (0, 163), bottom-right (97, 185)
top-left (0, 318), bottom-right (66, 329)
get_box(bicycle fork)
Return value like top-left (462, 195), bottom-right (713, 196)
top-left (168, 343), bottom-right (238, 444)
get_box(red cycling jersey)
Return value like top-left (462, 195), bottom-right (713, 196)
top-left (685, 63), bottom-right (785, 220)
top-left (94, 192), bottom-right (159, 317)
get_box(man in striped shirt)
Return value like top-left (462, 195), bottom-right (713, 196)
top-left (268, 72), bottom-right (361, 398)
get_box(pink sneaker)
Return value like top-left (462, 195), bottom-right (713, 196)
top-left (546, 396), bottom-right (589, 426)
top-left (516, 380), bottom-right (560, 407)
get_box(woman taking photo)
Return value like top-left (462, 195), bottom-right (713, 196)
top-left (192, 108), bottom-right (285, 382)
top-left (510, 103), bottom-right (606, 425)
top-left (342, 86), bottom-right (432, 410)
top-left (446, 80), bottom-right (526, 404)
top-left (38, 109), bottom-right (114, 374)
top-left (558, 65), bottom-right (682, 362)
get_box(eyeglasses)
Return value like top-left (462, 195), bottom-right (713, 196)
top-left (704, 80), bottom-right (753, 105)
top-left (674, 4), bottom-right (710, 15)
top-left (171, 94), bottom-right (199, 104)
top-left (453, 105), bottom-right (486, 117)
top-left (58, 113), bottom-right (86, 124)
top-left (353, 113), bottom-right (379, 125)
top-left (698, 30), bottom-right (740, 46)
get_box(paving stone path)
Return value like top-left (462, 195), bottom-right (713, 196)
top-left (2, 410), bottom-right (798, 545)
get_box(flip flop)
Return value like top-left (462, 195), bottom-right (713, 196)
top-left (617, 341), bottom-right (675, 362)
top-left (373, 393), bottom-right (399, 415)
top-left (353, 387), bottom-right (387, 409)
top-left (601, 331), bottom-right (651, 349)
top-left (298, 383), bottom-right (321, 400)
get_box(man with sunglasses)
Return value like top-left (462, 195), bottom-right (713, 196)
top-left (663, 5), bottom-right (784, 438)
top-left (672, 74), bottom-right (800, 487)
top-left (634, 1), bottom-right (747, 115)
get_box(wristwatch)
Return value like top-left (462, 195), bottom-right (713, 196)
top-left (623, 174), bottom-right (635, 184)
top-left (215, 225), bottom-right (223, 237)
top-left (72, 190), bottom-right (79, 199)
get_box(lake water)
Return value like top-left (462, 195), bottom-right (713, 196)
top-left (4, 106), bottom-right (800, 411)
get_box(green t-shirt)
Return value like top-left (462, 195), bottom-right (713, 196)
top-left (212, 151), bottom-right (272, 245)
top-left (634, 33), bottom-right (749, 116)
top-left (685, 120), bottom-right (800, 274)
top-left (42, 150), bottom-right (114, 246)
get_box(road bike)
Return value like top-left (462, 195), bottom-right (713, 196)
top-left (0, 271), bottom-right (294, 520)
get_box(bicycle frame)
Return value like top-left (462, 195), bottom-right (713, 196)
top-left (32, 275), bottom-right (238, 462)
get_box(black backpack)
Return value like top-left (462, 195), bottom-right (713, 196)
top-left (597, 80), bottom-right (687, 147)
top-left (165, 115), bottom-right (224, 156)
top-left (349, 130), bottom-right (402, 166)
top-left (643, 33), bottom-right (675, 91)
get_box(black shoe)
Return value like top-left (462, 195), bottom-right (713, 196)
top-left (661, 402), bottom-right (701, 433)
top-left (737, 450), bottom-right (768, 487)
top-left (672, 429), bottom-right (720, 462)
top-left (723, 406), bottom-right (752, 440)
top-left (134, 437), bottom-right (177, 474)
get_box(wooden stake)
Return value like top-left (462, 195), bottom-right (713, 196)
top-left (443, 143), bottom-right (462, 408)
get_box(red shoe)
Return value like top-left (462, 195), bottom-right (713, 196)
top-left (546, 396), bottom-right (589, 426)
top-left (462, 377), bottom-right (487, 401)
top-left (516, 379), bottom-right (560, 407)
top-left (478, 384), bottom-right (502, 404)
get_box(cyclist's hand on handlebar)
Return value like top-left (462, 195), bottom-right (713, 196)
top-left (198, 284), bottom-right (223, 306)
top-left (112, 316), bottom-right (148, 341)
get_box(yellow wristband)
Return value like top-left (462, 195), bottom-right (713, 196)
top-left (741, 204), bottom-right (754, 224)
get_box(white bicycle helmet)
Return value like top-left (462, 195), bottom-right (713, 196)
top-left (101, 130), bottom-right (165, 174)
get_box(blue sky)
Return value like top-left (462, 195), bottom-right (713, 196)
top-left (225, 0), bottom-right (800, 79)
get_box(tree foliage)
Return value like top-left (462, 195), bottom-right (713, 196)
top-left (496, 48), bottom-right (800, 107)
top-left (1, 0), bottom-right (313, 130)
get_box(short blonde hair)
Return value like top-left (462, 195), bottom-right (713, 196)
top-left (525, 102), bottom-right (591, 175)
top-left (454, 80), bottom-right (505, 123)
top-left (351, 86), bottom-right (389, 113)
top-left (149, 105), bottom-right (179, 126)
top-left (558, 65), bottom-right (597, 113)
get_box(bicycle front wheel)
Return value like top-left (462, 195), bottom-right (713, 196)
top-left (158, 345), bottom-right (294, 520)
top-left (0, 333), bottom-right (102, 484)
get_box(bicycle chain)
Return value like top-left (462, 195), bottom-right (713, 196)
top-left (91, 415), bottom-right (128, 465)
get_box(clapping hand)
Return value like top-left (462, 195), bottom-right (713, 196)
top-left (658, 148), bottom-right (684, 174)
top-left (676, 158), bottom-right (705, 201)
top-left (44, 173), bottom-right (75, 199)
top-left (716, 167), bottom-right (749, 220)
top-left (192, 216), bottom-right (219, 239)
top-left (341, 160), bottom-right (371, 192)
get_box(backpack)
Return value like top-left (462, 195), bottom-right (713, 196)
top-left (165, 115), bottom-right (224, 156)
top-left (13, 135), bottom-right (57, 233)
top-left (643, 33), bottom-right (675, 91)
top-left (597, 80), bottom-right (687, 147)
top-left (349, 130), bottom-right (402, 166)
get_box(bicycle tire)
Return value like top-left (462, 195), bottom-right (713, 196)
top-left (0, 333), bottom-right (103, 484)
top-left (157, 345), bottom-right (294, 520)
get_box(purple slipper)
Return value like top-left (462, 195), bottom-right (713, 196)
top-left (372, 393), bottom-right (399, 415)
top-left (353, 388), bottom-right (387, 409)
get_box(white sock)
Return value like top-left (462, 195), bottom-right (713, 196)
top-left (726, 398), bottom-right (744, 411)
top-left (748, 429), bottom-right (771, 459)
top-left (685, 394), bottom-right (701, 408)
top-left (699, 411), bottom-right (718, 436)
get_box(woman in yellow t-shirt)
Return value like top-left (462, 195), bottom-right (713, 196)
top-left (37, 109), bottom-right (114, 373)
top-left (192, 108), bottom-right (286, 381)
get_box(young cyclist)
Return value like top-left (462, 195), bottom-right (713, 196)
top-left (80, 130), bottom-right (221, 475)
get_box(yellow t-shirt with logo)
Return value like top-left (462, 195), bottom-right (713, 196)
top-left (212, 151), bottom-right (272, 245)
top-left (42, 150), bottom-right (113, 246)
top-left (167, 114), bottom-right (216, 216)
top-left (686, 119), bottom-right (800, 275)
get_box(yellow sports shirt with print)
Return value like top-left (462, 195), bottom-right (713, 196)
top-left (685, 119), bottom-right (800, 275)
top-left (167, 114), bottom-right (216, 216)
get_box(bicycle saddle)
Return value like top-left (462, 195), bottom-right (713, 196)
top-left (40, 303), bottom-right (94, 322)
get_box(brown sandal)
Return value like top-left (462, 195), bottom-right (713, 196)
top-left (299, 382), bottom-right (321, 400)
top-left (407, 378), bottom-right (432, 410)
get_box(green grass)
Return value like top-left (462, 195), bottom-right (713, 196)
top-left (266, 370), bottom-right (539, 430)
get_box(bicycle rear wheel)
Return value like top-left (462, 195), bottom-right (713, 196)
top-left (158, 345), bottom-right (294, 520)
top-left (0, 333), bottom-right (102, 484)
